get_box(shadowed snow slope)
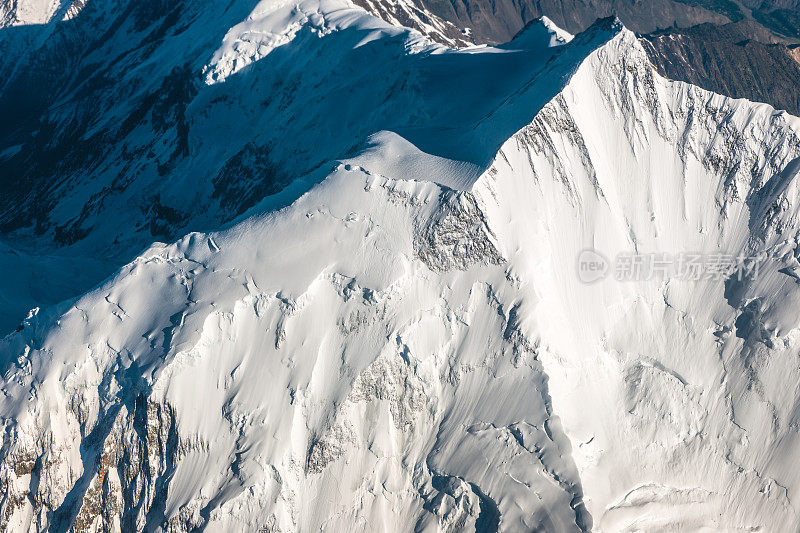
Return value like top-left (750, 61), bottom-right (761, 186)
top-left (3, 3), bottom-right (800, 533)
top-left (0, 0), bottom-right (602, 334)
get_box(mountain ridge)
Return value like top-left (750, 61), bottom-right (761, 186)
top-left (0, 0), bottom-right (612, 334)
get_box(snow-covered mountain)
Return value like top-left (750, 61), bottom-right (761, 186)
top-left (3, 0), bottom-right (800, 531)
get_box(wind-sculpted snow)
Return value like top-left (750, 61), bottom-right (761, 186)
top-left (4, 3), bottom-right (800, 533)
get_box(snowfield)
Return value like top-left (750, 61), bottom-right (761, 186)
top-left (3, 0), bottom-right (800, 531)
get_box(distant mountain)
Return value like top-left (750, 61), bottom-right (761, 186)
top-left (351, 0), bottom-right (800, 45)
top-left (642, 21), bottom-right (800, 117)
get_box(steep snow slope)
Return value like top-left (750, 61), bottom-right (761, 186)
top-left (4, 5), bottom-right (800, 533)
top-left (477, 30), bottom-right (800, 530)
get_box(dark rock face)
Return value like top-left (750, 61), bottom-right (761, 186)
top-left (408, 0), bottom-right (731, 44)
top-left (641, 22), bottom-right (800, 117)
top-left (751, 0), bottom-right (800, 8)
top-left (752, 6), bottom-right (800, 39)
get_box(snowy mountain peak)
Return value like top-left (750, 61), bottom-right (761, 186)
top-left (500, 15), bottom-right (574, 50)
top-left (3, 2), bottom-right (800, 531)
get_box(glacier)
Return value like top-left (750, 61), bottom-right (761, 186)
top-left (2, 0), bottom-right (800, 531)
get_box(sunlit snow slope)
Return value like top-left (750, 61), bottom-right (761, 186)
top-left (3, 1), bottom-right (800, 532)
